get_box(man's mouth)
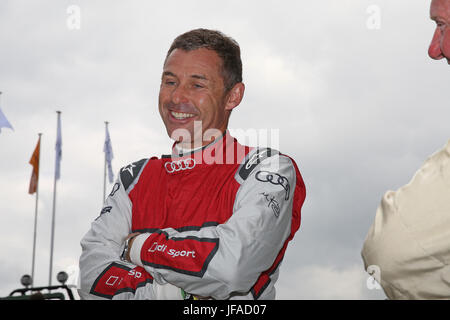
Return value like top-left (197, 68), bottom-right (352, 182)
top-left (170, 111), bottom-right (196, 120)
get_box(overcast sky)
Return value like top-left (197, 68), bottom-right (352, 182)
top-left (0, 0), bottom-right (448, 299)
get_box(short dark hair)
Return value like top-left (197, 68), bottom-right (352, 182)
top-left (165, 28), bottom-right (242, 92)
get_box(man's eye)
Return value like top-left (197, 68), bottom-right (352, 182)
top-left (165, 80), bottom-right (176, 86)
top-left (193, 84), bottom-right (204, 89)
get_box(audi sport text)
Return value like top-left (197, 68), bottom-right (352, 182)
top-left (148, 242), bottom-right (196, 258)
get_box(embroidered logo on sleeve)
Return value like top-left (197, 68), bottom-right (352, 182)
top-left (90, 263), bottom-right (153, 299)
top-left (256, 171), bottom-right (290, 200)
top-left (141, 232), bottom-right (219, 277)
top-left (237, 148), bottom-right (278, 182)
top-left (120, 158), bottom-right (148, 191)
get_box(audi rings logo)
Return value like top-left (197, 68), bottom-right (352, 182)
top-left (164, 158), bottom-right (196, 173)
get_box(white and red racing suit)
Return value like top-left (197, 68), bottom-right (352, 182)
top-left (79, 131), bottom-right (306, 300)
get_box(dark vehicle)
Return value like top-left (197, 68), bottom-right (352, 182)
top-left (1, 272), bottom-right (76, 300)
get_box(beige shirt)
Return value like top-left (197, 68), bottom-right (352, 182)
top-left (362, 140), bottom-right (450, 299)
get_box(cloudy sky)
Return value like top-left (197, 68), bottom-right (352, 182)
top-left (0, 0), bottom-right (448, 299)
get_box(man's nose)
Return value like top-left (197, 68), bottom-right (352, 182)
top-left (428, 28), bottom-right (444, 60)
top-left (171, 84), bottom-right (188, 105)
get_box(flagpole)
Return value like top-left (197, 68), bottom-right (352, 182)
top-left (49, 111), bottom-right (61, 286)
top-left (49, 164), bottom-right (57, 286)
top-left (31, 133), bottom-right (42, 287)
top-left (103, 121), bottom-right (108, 204)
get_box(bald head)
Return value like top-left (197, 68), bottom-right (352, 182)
top-left (429, 0), bottom-right (450, 64)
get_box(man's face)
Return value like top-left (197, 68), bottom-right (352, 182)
top-left (159, 48), bottom-right (231, 146)
top-left (429, 0), bottom-right (450, 64)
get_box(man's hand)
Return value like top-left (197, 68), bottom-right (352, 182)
top-left (124, 232), bottom-right (141, 262)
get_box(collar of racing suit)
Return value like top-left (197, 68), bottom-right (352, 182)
top-left (161, 130), bottom-right (250, 169)
top-left (169, 130), bottom-right (227, 158)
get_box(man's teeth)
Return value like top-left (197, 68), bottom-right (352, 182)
top-left (171, 111), bottom-right (195, 119)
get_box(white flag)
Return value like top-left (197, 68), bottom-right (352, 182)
top-left (55, 112), bottom-right (62, 180)
top-left (0, 92), bottom-right (13, 133)
top-left (104, 123), bottom-right (114, 183)
top-left (0, 107), bottom-right (13, 133)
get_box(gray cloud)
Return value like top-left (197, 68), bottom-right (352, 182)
top-left (0, 0), bottom-right (447, 299)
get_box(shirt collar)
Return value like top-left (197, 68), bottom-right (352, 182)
top-left (169, 130), bottom-right (228, 158)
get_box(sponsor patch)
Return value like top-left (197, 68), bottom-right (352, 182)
top-left (141, 232), bottom-right (219, 277)
top-left (256, 171), bottom-right (290, 200)
top-left (90, 262), bottom-right (153, 299)
top-left (236, 148), bottom-right (278, 182)
top-left (120, 158), bottom-right (148, 191)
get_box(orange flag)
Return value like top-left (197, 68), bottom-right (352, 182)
top-left (29, 136), bottom-right (41, 194)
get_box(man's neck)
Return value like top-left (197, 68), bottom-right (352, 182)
top-left (174, 130), bottom-right (227, 152)
top-left (175, 142), bottom-right (204, 153)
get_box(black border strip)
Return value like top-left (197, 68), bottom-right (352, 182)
top-left (119, 158), bottom-right (149, 193)
top-left (133, 221), bottom-right (219, 234)
top-left (114, 278), bottom-right (154, 296)
top-left (236, 147), bottom-right (278, 182)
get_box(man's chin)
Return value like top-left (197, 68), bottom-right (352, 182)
top-left (167, 126), bottom-right (197, 145)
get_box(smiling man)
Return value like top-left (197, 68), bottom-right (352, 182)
top-left (159, 45), bottom-right (244, 149)
top-left (79, 29), bottom-right (306, 300)
top-left (362, 1), bottom-right (450, 300)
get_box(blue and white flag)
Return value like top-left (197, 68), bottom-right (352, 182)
top-left (104, 122), bottom-right (114, 183)
top-left (55, 112), bottom-right (62, 180)
top-left (0, 92), bottom-right (13, 133)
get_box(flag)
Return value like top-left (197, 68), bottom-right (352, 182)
top-left (104, 122), bottom-right (114, 183)
top-left (0, 92), bottom-right (13, 133)
top-left (55, 111), bottom-right (62, 180)
top-left (29, 136), bottom-right (41, 194)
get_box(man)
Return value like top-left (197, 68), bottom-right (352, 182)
top-left (428, 0), bottom-right (450, 64)
top-left (79, 29), bottom-right (306, 300)
top-left (362, 0), bottom-right (450, 299)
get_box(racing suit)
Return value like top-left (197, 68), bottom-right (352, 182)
top-left (79, 131), bottom-right (306, 300)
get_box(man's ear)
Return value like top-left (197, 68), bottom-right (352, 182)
top-left (224, 82), bottom-right (245, 111)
